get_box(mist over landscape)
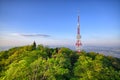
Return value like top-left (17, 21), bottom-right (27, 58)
top-left (1, 45), bottom-right (120, 58)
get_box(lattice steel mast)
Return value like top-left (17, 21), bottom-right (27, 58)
top-left (76, 16), bottom-right (82, 52)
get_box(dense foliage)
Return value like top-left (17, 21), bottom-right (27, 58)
top-left (0, 42), bottom-right (120, 80)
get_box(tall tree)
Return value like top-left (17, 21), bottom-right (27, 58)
top-left (32, 41), bottom-right (36, 50)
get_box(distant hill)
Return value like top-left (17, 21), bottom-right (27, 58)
top-left (83, 46), bottom-right (120, 58)
top-left (0, 42), bottom-right (120, 80)
top-left (0, 46), bottom-right (11, 51)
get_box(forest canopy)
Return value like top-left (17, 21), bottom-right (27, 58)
top-left (0, 42), bottom-right (120, 80)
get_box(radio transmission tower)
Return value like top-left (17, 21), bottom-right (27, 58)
top-left (76, 16), bottom-right (82, 52)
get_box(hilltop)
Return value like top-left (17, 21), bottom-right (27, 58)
top-left (0, 42), bottom-right (120, 80)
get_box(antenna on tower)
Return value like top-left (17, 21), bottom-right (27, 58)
top-left (77, 10), bottom-right (80, 21)
top-left (78, 15), bottom-right (80, 23)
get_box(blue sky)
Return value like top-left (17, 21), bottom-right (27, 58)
top-left (0, 0), bottom-right (120, 47)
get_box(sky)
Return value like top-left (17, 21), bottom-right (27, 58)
top-left (0, 0), bottom-right (120, 48)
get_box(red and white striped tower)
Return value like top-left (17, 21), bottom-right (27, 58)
top-left (76, 16), bottom-right (82, 52)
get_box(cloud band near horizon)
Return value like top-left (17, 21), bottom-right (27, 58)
top-left (20, 34), bottom-right (50, 37)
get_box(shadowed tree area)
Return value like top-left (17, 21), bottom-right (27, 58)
top-left (0, 43), bottom-right (120, 80)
